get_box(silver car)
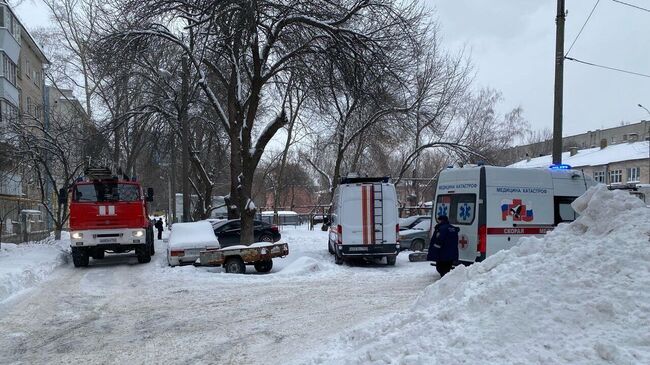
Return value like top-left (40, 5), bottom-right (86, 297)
top-left (398, 218), bottom-right (431, 251)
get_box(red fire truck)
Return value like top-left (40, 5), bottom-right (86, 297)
top-left (65, 167), bottom-right (155, 267)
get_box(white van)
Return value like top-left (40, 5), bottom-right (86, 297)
top-left (328, 177), bottom-right (399, 265)
top-left (432, 165), bottom-right (596, 264)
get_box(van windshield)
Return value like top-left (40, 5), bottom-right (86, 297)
top-left (73, 183), bottom-right (140, 202)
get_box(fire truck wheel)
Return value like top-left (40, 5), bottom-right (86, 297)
top-left (91, 249), bottom-right (105, 260)
top-left (254, 259), bottom-right (273, 273)
top-left (72, 247), bottom-right (89, 267)
top-left (136, 246), bottom-right (151, 264)
top-left (411, 239), bottom-right (425, 252)
top-left (224, 257), bottom-right (246, 274)
top-left (147, 227), bottom-right (155, 256)
top-left (386, 255), bottom-right (396, 266)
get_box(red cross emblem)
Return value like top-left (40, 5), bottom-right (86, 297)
top-left (459, 234), bottom-right (469, 249)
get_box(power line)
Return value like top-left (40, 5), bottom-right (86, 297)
top-left (565, 56), bottom-right (650, 78)
top-left (566, 0), bottom-right (601, 57)
top-left (612, 0), bottom-right (650, 13)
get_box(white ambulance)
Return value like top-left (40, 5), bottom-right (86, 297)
top-left (328, 176), bottom-right (400, 265)
top-left (432, 165), bottom-right (596, 264)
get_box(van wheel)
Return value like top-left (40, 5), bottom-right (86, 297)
top-left (334, 250), bottom-right (344, 265)
top-left (386, 255), bottom-right (396, 266)
top-left (254, 260), bottom-right (273, 273)
top-left (411, 239), bottom-right (425, 252)
top-left (224, 257), bottom-right (246, 274)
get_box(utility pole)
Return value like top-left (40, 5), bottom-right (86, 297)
top-left (181, 56), bottom-right (191, 222)
top-left (552, 0), bottom-right (566, 165)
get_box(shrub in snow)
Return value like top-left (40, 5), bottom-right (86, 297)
top-left (306, 185), bottom-right (650, 365)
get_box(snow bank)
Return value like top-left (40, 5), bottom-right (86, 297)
top-left (276, 256), bottom-right (324, 276)
top-left (305, 185), bottom-right (650, 365)
top-left (0, 237), bottom-right (69, 303)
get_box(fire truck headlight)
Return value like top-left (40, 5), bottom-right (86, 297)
top-left (133, 230), bottom-right (144, 238)
top-left (72, 232), bottom-right (83, 239)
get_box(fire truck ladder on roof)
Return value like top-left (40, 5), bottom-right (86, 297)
top-left (372, 183), bottom-right (384, 244)
top-left (85, 167), bottom-right (113, 181)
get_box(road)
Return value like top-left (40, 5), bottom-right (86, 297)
top-left (0, 227), bottom-right (435, 365)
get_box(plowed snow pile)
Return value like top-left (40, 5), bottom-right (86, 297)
top-left (304, 185), bottom-right (650, 365)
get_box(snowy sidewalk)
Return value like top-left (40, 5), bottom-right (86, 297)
top-left (0, 234), bottom-right (70, 303)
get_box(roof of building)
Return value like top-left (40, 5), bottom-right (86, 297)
top-left (508, 141), bottom-right (649, 168)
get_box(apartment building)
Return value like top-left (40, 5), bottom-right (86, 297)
top-left (0, 1), bottom-right (50, 242)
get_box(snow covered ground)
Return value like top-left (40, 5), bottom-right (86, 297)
top-left (0, 233), bottom-right (70, 303)
top-left (1, 186), bottom-right (647, 365)
top-left (299, 185), bottom-right (650, 365)
top-left (0, 224), bottom-right (433, 364)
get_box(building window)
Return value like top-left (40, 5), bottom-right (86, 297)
top-left (0, 6), bottom-right (4, 28)
top-left (627, 167), bottom-right (640, 183)
top-left (593, 171), bottom-right (605, 183)
top-left (609, 169), bottom-right (622, 184)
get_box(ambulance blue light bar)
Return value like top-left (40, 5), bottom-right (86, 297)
top-left (549, 163), bottom-right (572, 170)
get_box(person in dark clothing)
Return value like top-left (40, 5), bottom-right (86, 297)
top-left (155, 218), bottom-right (164, 240)
top-left (427, 215), bottom-right (460, 277)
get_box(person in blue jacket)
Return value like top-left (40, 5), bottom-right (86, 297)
top-left (427, 215), bottom-right (459, 277)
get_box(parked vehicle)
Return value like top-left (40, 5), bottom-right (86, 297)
top-left (398, 215), bottom-right (430, 231)
top-left (211, 219), bottom-right (281, 247)
top-left (67, 167), bottom-right (155, 267)
top-left (199, 242), bottom-right (289, 274)
top-left (167, 221), bottom-right (220, 266)
top-left (259, 211), bottom-right (301, 226)
top-left (429, 165), bottom-right (596, 265)
top-left (328, 176), bottom-right (399, 265)
top-left (398, 219), bottom-right (431, 251)
top-left (609, 183), bottom-right (650, 205)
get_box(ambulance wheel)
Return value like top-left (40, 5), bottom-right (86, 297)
top-left (72, 247), bottom-right (89, 267)
top-left (224, 257), bottom-right (246, 274)
top-left (91, 249), bottom-right (105, 260)
top-left (136, 246), bottom-right (151, 263)
top-left (386, 255), bottom-right (396, 266)
top-left (254, 260), bottom-right (273, 273)
top-left (411, 239), bottom-right (425, 252)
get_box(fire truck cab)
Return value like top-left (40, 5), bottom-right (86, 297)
top-left (67, 167), bottom-right (155, 267)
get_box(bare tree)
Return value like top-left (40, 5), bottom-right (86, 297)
top-left (106, 0), bottom-right (427, 243)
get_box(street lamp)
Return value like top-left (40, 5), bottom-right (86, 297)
top-left (639, 104), bottom-right (650, 116)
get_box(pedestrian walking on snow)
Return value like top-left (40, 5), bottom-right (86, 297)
top-left (427, 215), bottom-right (459, 277)
top-left (155, 218), bottom-right (164, 240)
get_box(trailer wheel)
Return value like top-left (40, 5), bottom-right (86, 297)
top-left (254, 259), bottom-right (273, 273)
top-left (91, 249), bottom-right (105, 260)
top-left (136, 246), bottom-right (151, 263)
top-left (224, 257), bottom-right (246, 274)
top-left (386, 255), bottom-right (396, 266)
top-left (411, 239), bottom-right (425, 252)
top-left (72, 247), bottom-right (89, 267)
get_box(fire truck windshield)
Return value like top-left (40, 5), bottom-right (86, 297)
top-left (73, 182), bottom-right (141, 202)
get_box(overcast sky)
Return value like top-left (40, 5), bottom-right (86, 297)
top-left (15, 0), bottom-right (650, 137)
